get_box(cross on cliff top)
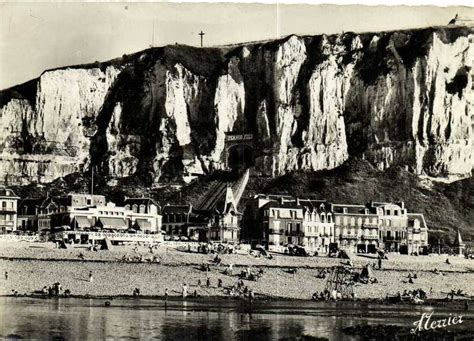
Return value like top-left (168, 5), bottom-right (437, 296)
top-left (199, 30), bottom-right (205, 47)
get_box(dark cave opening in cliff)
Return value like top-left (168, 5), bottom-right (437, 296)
top-left (227, 145), bottom-right (254, 171)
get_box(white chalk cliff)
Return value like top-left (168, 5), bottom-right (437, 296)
top-left (0, 27), bottom-right (472, 185)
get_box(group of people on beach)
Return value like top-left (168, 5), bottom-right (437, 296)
top-left (312, 289), bottom-right (356, 301)
top-left (41, 282), bottom-right (70, 297)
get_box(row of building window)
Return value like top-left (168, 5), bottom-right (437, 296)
top-left (0, 214), bottom-right (14, 221)
top-left (97, 211), bottom-right (124, 216)
top-left (1, 201), bottom-right (15, 209)
top-left (124, 205), bottom-right (148, 214)
top-left (335, 216), bottom-right (378, 226)
top-left (162, 214), bottom-right (187, 223)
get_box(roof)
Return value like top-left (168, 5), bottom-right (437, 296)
top-left (97, 217), bottom-right (128, 229)
top-left (197, 171), bottom-right (249, 211)
top-left (124, 198), bottom-right (159, 207)
top-left (0, 187), bottom-right (19, 199)
top-left (407, 213), bottom-right (428, 229)
top-left (454, 229), bottom-right (465, 247)
top-left (254, 194), bottom-right (294, 200)
top-left (298, 199), bottom-right (331, 213)
top-left (261, 201), bottom-right (302, 210)
top-left (18, 197), bottom-right (47, 212)
top-left (162, 204), bottom-right (191, 214)
top-left (332, 204), bottom-right (374, 215)
top-left (73, 216), bottom-right (92, 228)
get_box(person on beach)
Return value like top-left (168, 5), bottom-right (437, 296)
top-left (164, 288), bottom-right (168, 301)
top-left (182, 283), bottom-right (187, 298)
top-left (249, 290), bottom-right (255, 303)
top-left (446, 258), bottom-right (451, 265)
top-left (206, 277), bottom-right (211, 287)
top-left (378, 257), bottom-right (382, 270)
top-left (5, 272), bottom-right (8, 280)
top-left (218, 278), bottom-right (223, 288)
top-left (89, 271), bottom-right (93, 282)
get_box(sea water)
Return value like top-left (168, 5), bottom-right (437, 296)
top-left (0, 297), bottom-right (473, 340)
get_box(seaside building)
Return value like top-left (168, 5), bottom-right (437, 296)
top-left (124, 197), bottom-right (162, 234)
top-left (260, 198), bottom-right (304, 246)
top-left (372, 202), bottom-right (408, 252)
top-left (193, 169), bottom-right (250, 243)
top-left (37, 196), bottom-right (57, 231)
top-left (405, 213), bottom-right (429, 254)
top-left (161, 203), bottom-right (193, 237)
top-left (0, 187), bottom-right (19, 233)
top-left (299, 199), bottom-right (335, 254)
top-left (17, 197), bottom-right (47, 232)
top-left (332, 204), bottom-right (380, 254)
top-left (242, 194), bottom-right (294, 244)
top-left (246, 194), bottom-right (429, 254)
top-left (42, 193), bottom-right (161, 234)
top-left (208, 186), bottom-right (241, 242)
top-left (244, 195), bottom-right (336, 253)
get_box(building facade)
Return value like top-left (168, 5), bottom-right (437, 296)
top-left (17, 197), bottom-right (46, 232)
top-left (161, 204), bottom-right (193, 237)
top-left (406, 213), bottom-right (429, 254)
top-left (299, 199), bottom-right (335, 254)
top-left (332, 204), bottom-right (380, 254)
top-left (247, 195), bottom-right (429, 255)
top-left (124, 198), bottom-right (162, 234)
top-left (0, 188), bottom-right (19, 233)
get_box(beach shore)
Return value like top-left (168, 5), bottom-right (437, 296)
top-left (1, 241), bottom-right (473, 301)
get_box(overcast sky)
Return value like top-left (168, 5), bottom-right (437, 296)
top-left (1, 2), bottom-right (472, 89)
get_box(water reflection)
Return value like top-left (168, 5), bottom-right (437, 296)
top-left (1, 297), bottom-right (473, 341)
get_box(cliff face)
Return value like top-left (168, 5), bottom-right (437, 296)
top-left (1, 27), bottom-right (472, 185)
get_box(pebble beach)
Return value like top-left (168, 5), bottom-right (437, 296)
top-left (1, 241), bottom-right (473, 302)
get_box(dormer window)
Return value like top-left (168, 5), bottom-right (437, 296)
top-left (343, 208), bottom-right (348, 214)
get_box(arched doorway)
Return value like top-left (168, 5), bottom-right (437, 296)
top-left (227, 144), bottom-right (254, 171)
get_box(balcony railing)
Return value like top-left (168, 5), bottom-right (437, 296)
top-left (268, 229), bottom-right (285, 235)
top-left (362, 223), bottom-right (378, 229)
top-left (285, 231), bottom-right (305, 237)
top-left (0, 220), bottom-right (15, 226)
top-left (341, 234), bottom-right (359, 240)
top-left (362, 235), bottom-right (379, 240)
top-left (55, 231), bottom-right (163, 242)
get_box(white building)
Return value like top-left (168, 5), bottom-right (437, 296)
top-left (0, 187), bottom-right (19, 233)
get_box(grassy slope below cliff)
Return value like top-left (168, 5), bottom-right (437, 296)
top-left (11, 159), bottom-right (473, 245)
